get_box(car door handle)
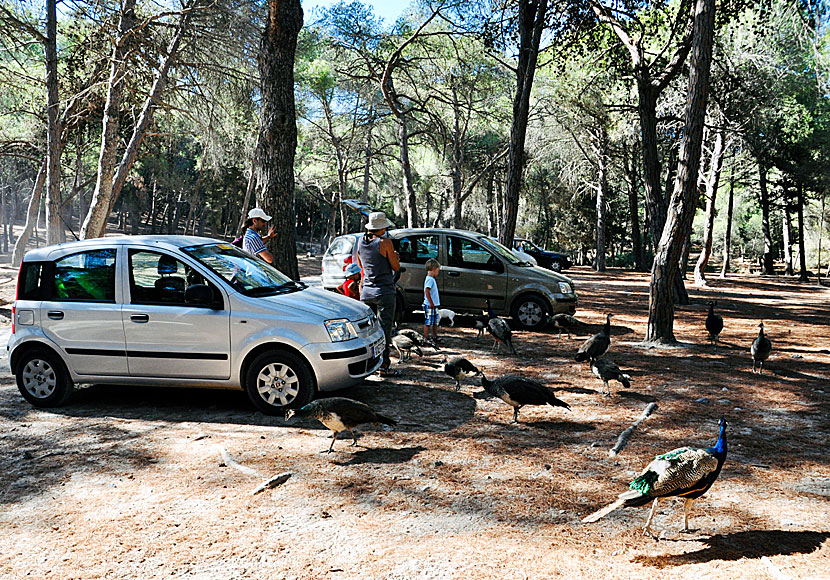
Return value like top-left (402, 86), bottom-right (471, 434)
top-left (130, 314), bottom-right (150, 323)
top-left (47, 311), bottom-right (64, 320)
top-left (447, 271), bottom-right (460, 277)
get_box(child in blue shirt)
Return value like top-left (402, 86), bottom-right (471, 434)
top-left (423, 258), bottom-right (441, 343)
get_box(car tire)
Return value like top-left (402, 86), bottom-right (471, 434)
top-left (16, 348), bottom-right (74, 408)
top-left (550, 260), bottom-right (563, 272)
top-left (511, 295), bottom-right (549, 331)
top-left (245, 350), bottom-right (315, 414)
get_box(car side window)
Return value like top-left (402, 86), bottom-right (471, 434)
top-left (396, 235), bottom-right (439, 264)
top-left (52, 249), bottom-right (116, 302)
top-left (448, 236), bottom-right (502, 272)
top-left (129, 250), bottom-right (214, 306)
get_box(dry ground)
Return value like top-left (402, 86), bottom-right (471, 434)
top-left (0, 259), bottom-right (828, 580)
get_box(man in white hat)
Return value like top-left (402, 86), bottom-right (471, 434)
top-left (243, 208), bottom-right (276, 264)
top-left (357, 211), bottom-right (400, 377)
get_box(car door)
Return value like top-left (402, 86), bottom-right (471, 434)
top-left (393, 233), bottom-right (441, 310)
top-left (39, 247), bottom-right (128, 376)
top-left (122, 249), bottom-right (231, 379)
top-left (442, 235), bottom-right (507, 312)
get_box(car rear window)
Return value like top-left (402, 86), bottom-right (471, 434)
top-left (18, 261), bottom-right (47, 300)
top-left (326, 237), bottom-right (355, 256)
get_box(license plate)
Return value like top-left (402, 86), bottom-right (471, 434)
top-left (372, 339), bottom-right (383, 358)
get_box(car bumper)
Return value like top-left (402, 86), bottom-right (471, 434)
top-left (304, 328), bottom-right (385, 390)
top-left (550, 295), bottom-right (578, 314)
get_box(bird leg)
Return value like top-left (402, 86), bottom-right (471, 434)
top-left (642, 498), bottom-right (661, 537)
top-left (350, 429), bottom-right (358, 447)
top-left (602, 380), bottom-right (610, 397)
top-left (682, 498), bottom-right (695, 532)
top-left (512, 406), bottom-right (520, 423)
top-left (326, 432), bottom-right (338, 453)
top-left (454, 378), bottom-right (461, 391)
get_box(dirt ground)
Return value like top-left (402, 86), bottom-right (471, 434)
top-left (0, 256), bottom-right (828, 580)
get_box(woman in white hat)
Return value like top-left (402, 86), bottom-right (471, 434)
top-left (357, 211), bottom-right (400, 377)
top-left (243, 208), bottom-right (276, 264)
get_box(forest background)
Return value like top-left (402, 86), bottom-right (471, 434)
top-left (1, 0), bottom-right (828, 342)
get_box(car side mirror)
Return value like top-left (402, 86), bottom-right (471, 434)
top-left (490, 260), bottom-right (505, 274)
top-left (185, 284), bottom-right (218, 308)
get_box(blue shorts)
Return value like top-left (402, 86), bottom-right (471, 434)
top-left (424, 306), bottom-right (439, 326)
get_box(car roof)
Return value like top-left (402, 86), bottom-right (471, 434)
top-left (336, 228), bottom-right (491, 240)
top-left (22, 234), bottom-right (221, 261)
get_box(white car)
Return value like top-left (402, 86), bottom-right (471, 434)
top-left (8, 236), bottom-right (384, 414)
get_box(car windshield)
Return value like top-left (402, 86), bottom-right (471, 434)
top-left (521, 240), bottom-right (542, 252)
top-left (182, 243), bottom-right (302, 296)
top-left (479, 236), bottom-right (526, 266)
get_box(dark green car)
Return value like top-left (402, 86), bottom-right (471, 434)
top-left (323, 228), bottom-right (578, 331)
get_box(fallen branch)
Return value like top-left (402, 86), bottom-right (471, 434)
top-left (252, 472), bottom-right (292, 495)
top-left (214, 444), bottom-right (293, 495)
top-left (609, 402), bottom-right (658, 457)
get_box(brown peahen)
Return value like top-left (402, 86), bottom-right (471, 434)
top-left (551, 313), bottom-right (582, 339)
top-left (590, 358), bottom-right (631, 396)
top-left (582, 418), bottom-right (728, 536)
top-left (751, 322), bottom-right (772, 373)
top-left (392, 334), bottom-right (423, 361)
top-left (443, 356), bottom-right (481, 390)
top-left (575, 313), bottom-right (612, 363)
top-left (478, 374), bottom-right (569, 422)
top-left (705, 301), bottom-right (724, 345)
top-left (285, 397), bottom-right (396, 453)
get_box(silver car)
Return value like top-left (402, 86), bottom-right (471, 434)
top-left (322, 228), bottom-right (578, 330)
top-left (8, 236), bottom-right (384, 414)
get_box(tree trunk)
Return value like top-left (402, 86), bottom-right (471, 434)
top-left (782, 196), bottom-right (793, 276)
top-left (694, 129), bottom-right (725, 286)
top-left (500, 0), bottom-right (548, 247)
top-left (646, 0), bottom-right (716, 345)
top-left (594, 132), bottom-right (609, 272)
top-left (796, 181), bottom-right (808, 281)
top-left (237, 131), bottom-right (260, 235)
top-left (87, 0), bottom-right (136, 242)
top-left (818, 190), bottom-right (825, 286)
top-left (397, 115), bottom-right (418, 228)
top-left (255, 0), bottom-right (302, 279)
top-left (639, 84), bottom-right (668, 249)
top-left (361, 106), bottom-right (374, 228)
top-left (624, 145), bottom-right (646, 271)
top-left (12, 160), bottom-right (46, 266)
top-left (451, 86), bottom-right (463, 229)
top-left (44, 0), bottom-right (62, 245)
top-left (758, 158), bottom-right (774, 274)
top-left (81, 3), bottom-right (193, 239)
top-left (720, 162), bottom-right (735, 278)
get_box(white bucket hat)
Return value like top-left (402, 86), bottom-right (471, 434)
top-left (248, 207), bottom-right (272, 221)
top-left (365, 211), bottom-right (394, 231)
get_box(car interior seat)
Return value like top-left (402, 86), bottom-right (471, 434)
top-left (155, 255), bottom-right (185, 296)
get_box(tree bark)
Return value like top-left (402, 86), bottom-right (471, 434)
top-left (87, 0), bottom-right (136, 241)
top-left (500, 0), bottom-right (548, 247)
top-left (12, 160), bottom-right (46, 266)
top-left (694, 129), bottom-right (725, 286)
top-left (782, 196), bottom-right (793, 276)
top-left (646, 0), bottom-right (716, 344)
top-left (81, 3), bottom-right (193, 239)
top-left (255, 0), bottom-right (302, 279)
top-left (44, 0), bottom-right (61, 245)
top-left (624, 145), bottom-right (646, 271)
top-left (361, 106), bottom-right (374, 228)
top-left (237, 131), bottom-right (260, 235)
top-left (720, 162), bottom-right (735, 278)
top-left (398, 115), bottom-right (418, 228)
top-left (594, 127), bottom-right (609, 272)
top-left (758, 158), bottom-right (774, 274)
top-left (796, 181), bottom-right (808, 282)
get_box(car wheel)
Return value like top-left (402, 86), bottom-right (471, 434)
top-left (16, 348), bottom-right (73, 407)
top-left (550, 260), bottom-right (563, 272)
top-left (511, 295), bottom-right (549, 331)
top-left (245, 350), bottom-right (315, 414)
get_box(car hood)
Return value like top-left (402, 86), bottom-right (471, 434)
top-left (518, 265), bottom-right (574, 285)
top-left (259, 287), bottom-right (373, 321)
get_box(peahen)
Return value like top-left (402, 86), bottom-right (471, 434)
top-left (582, 418), bottom-right (728, 536)
top-left (396, 328), bottom-right (439, 350)
top-left (443, 356), bottom-right (481, 390)
top-left (392, 334), bottom-right (423, 361)
top-left (751, 322), bottom-right (772, 373)
top-left (474, 299), bottom-right (495, 341)
top-left (590, 358), bottom-right (631, 396)
top-left (488, 314), bottom-right (516, 355)
top-left (285, 397), bottom-right (396, 453)
top-left (705, 301), bottom-right (724, 345)
top-left (575, 313), bottom-right (612, 363)
top-left (478, 374), bottom-right (569, 423)
top-left (551, 313), bottom-right (582, 339)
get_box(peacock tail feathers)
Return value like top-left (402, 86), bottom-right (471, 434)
top-left (629, 470), bottom-right (659, 494)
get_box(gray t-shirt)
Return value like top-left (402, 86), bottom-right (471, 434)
top-left (357, 234), bottom-right (396, 299)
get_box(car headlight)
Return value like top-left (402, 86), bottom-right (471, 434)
top-left (558, 282), bottom-right (572, 294)
top-left (325, 318), bottom-right (358, 342)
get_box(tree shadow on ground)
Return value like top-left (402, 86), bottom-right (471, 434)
top-left (333, 445), bottom-right (426, 466)
top-left (631, 530), bottom-right (830, 568)
top-left (522, 420), bottom-right (596, 433)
